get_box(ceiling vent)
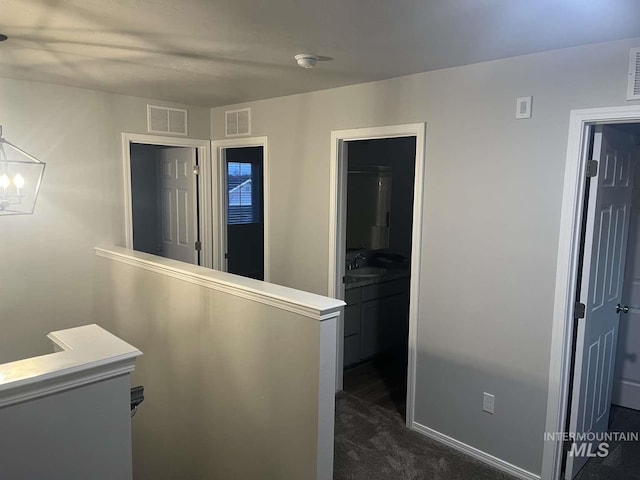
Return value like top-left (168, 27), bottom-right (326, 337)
top-left (225, 108), bottom-right (251, 137)
top-left (628, 47), bottom-right (640, 101)
top-left (147, 105), bottom-right (188, 136)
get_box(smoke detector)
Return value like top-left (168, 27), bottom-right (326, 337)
top-left (295, 54), bottom-right (319, 69)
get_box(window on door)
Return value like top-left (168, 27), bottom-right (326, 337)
top-left (224, 147), bottom-right (264, 280)
top-left (227, 162), bottom-right (260, 225)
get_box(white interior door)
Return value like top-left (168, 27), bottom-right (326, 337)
top-left (613, 138), bottom-right (640, 410)
top-left (565, 125), bottom-right (635, 478)
top-left (159, 147), bottom-right (198, 264)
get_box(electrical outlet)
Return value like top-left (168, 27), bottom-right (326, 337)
top-left (483, 392), bottom-right (495, 414)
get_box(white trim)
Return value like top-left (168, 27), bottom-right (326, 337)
top-left (121, 133), bottom-right (213, 268)
top-left (612, 378), bottom-right (640, 408)
top-left (544, 105), bottom-right (640, 480)
top-left (211, 136), bottom-right (270, 281)
top-left (328, 123), bottom-right (426, 430)
top-left (317, 317), bottom-right (338, 480)
top-left (0, 324), bottom-right (141, 408)
top-left (412, 422), bottom-right (541, 480)
top-left (96, 246), bottom-right (344, 322)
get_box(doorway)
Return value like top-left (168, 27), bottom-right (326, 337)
top-left (122, 133), bottom-right (213, 268)
top-left (212, 137), bottom-right (269, 281)
top-left (329, 123), bottom-right (426, 428)
top-left (544, 107), bottom-right (640, 480)
top-left (341, 137), bottom-right (415, 420)
top-left (130, 144), bottom-right (199, 264)
top-left (563, 123), bottom-right (640, 479)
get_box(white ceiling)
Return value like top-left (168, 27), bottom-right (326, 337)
top-left (1, 0), bottom-right (640, 107)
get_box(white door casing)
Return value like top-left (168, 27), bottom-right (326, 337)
top-left (159, 147), bottom-right (198, 264)
top-left (121, 133), bottom-right (213, 268)
top-left (565, 125), bottom-right (634, 479)
top-left (328, 123), bottom-right (426, 429)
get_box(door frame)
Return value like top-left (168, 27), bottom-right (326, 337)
top-left (122, 133), bottom-right (213, 267)
top-left (328, 123), bottom-right (426, 428)
top-left (543, 105), bottom-right (640, 480)
top-left (211, 136), bottom-right (270, 281)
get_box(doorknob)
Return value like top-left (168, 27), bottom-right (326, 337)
top-left (616, 304), bottom-right (630, 314)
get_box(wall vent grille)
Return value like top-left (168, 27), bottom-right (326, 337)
top-left (147, 105), bottom-right (188, 136)
top-left (225, 108), bottom-right (251, 137)
top-left (628, 47), bottom-right (640, 101)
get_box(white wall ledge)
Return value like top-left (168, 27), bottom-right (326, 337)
top-left (0, 324), bottom-right (142, 408)
top-left (95, 246), bottom-right (345, 321)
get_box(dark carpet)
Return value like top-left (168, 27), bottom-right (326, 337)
top-left (342, 353), bottom-right (407, 418)
top-left (574, 405), bottom-right (640, 480)
top-left (334, 391), bottom-right (517, 480)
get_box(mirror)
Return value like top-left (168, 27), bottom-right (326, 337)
top-left (346, 166), bottom-right (392, 250)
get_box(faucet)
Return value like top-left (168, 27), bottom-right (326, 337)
top-left (349, 253), bottom-right (367, 270)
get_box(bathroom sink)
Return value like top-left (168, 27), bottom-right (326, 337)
top-left (346, 267), bottom-right (387, 279)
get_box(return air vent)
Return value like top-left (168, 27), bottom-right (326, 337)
top-left (147, 105), bottom-right (188, 136)
top-left (628, 47), bottom-right (640, 101)
top-left (225, 108), bottom-right (251, 137)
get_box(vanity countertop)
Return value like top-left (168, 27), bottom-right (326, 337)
top-left (344, 268), bottom-right (410, 289)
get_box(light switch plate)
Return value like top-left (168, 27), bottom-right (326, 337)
top-left (483, 392), bottom-right (495, 414)
top-left (516, 96), bottom-right (532, 119)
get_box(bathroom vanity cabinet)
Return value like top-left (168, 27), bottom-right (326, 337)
top-left (343, 277), bottom-right (409, 367)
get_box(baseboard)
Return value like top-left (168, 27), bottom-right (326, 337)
top-left (411, 422), bottom-right (541, 480)
top-left (612, 378), bottom-right (640, 410)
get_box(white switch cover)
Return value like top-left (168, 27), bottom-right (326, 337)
top-left (483, 392), bottom-right (495, 414)
top-left (516, 96), bottom-right (532, 119)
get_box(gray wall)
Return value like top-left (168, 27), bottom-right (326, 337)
top-left (0, 375), bottom-right (133, 480)
top-left (0, 77), bottom-right (210, 364)
top-left (211, 38), bottom-right (640, 474)
top-left (95, 257), bottom-right (322, 480)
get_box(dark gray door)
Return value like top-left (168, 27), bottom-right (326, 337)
top-left (225, 146), bottom-right (264, 280)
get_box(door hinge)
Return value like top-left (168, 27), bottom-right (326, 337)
top-left (575, 302), bottom-right (586, 319)
top-left (195, 241), bottom-right (202, 251)
top-left (193, 165), bottom-right (200, 175)
top-left (586, 160), bottom-right (598, 178)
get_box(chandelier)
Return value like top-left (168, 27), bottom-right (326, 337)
top-left (0, 126), bottom-right (46, 215)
